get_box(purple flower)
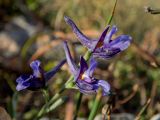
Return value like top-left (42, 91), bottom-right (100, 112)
top-left (63, 41), bottom-right (110, 95)
top-left (64, 16), bottom-right (132, 59)
top-left (16, 59), bottom-right (66, 91)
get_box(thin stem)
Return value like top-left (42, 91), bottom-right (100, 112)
top-left (73, 93), bottom-right (83, 120)
top-left (42, 89), bottom-right (49, 103)
top-left (35, 86), bottom-right (66, 119)
top-left (107, 0), bottom-right (118, 25)
top-left (84, 51), bottom-right (92, 61)
top-left (88, 89), bottom-right (102, 120)
top-left (73, 51), bottom-right (92, 120)
top-left (88, 0), bottom-right (118, 119)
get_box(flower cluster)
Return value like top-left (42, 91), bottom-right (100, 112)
top-left (16, 16), bottom-right (132, 96)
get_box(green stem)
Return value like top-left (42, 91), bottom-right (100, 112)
top-left (84, 51), bottom-right (92, 61)
top-left (36, 86), bottom-right (65, 119)
top-left (74, 93), bottom-right (83, 120)
top-left (107, 0), bottom-right (118, 25)
top-left (47, 96), bottom-right (68, 113)
top-left (73, 51), bottom-right (92, 120)
top-left (42, 89), bottom-right (49, 103)
top-left (88, 0), bottom-right (118, 119)
top-left (88, 89), bottom-right (102, 120)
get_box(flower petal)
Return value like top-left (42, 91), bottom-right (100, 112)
top-left (85, 57), bottom-right (97, 77)
top-left (104, 25), bottom-right (118, 44)
top-left (44, 59), bottom-right (66, 81)
top-left (98, 80), bottom-right (110, 96)
top-left (63, 41), bottom-right (78, 76)
top-left (27, 78), bottom-right (45, 90)
top-left (64, 16), bottom-right (94, 50)
top-left (93, 26), bottom-right (110, 51)
top-left (30, 60), bottom-right (42, 78)
top-left (107, 35), bottom-right (132, 51)
top-left (93, 47), bottom-right (121, 59)
top-left (79, 56), bottom-right (88, 74)
top-left (16, 75), bottom-right (32, 91)
top-left (76, 80), bottom-right (98, 95)
top-left (75, 57), bottom-right (88, 81)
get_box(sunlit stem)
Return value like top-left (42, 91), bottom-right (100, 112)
top-left (73, 93), bottom-right (83, 120)
top-left (88, 0), bottom-right (118, 119)
top-left (88, 88), bottom-right (103, 120)
top-left (73, 50), bottom-right (92, 120)
top-left (107, 0), bottom-right (118, 25)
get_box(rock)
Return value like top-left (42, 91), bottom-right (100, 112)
top-left (150, 114), bottom-right (160, 120)
top-left (0, 16), bottom-right (39, 57)
top-left (94, 113), bottom-right (135, 120)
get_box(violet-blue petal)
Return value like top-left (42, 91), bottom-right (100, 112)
top-left (30, 60), bottom-right (42, 78)
top-left (76, 80), bottom-right (98, 95)
top-left (26, 77), bottom-right (45, 90)
top-left (75, 56), bottom-right (88, 81)
top-left (16, 75), bottom-right (31, 91)
top-left (93, 26), bottom-right (110, 51)
top-left (79, 57), bottom-right (88, 74)
top-left (106, 35), bottom-right (132, 51)
top-left (64, 16), bottom-right (94, 50)
top-left (44, 59), bottom-right (66, 81)
top-left (98, 80), bottom-right (110, 96)
top-left (85, 57), bottom-right (97, 77)
top-left (93, 47), bottom-right (121, 59)
top-left (16, 75), bottom-right (45, 91)
top-left (63, 41), bottom-right (78, 76)
top-left (104, 25), bottom-right (118, 44)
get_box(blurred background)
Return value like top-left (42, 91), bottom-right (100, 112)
top-left (0, 0), bottom-right (160, 119)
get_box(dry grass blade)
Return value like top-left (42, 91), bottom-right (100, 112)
top-left (135, 98), bottom-right (151, 120)
top-left (117, 84), bottom-right (139, 105)
top-left (131, 42), bottom-right (160, 68)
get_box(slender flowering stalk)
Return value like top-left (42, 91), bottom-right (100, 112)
top-left (16, 59), bottom-right (66, 91)
top-left (64, 16), bottom-right (132, 59)
top-left (88, 0), bottom-right (120, 119)
top-left (88, 88), bottom-right (103, 120)
top-left (63, 41), bottom-right (110, 95)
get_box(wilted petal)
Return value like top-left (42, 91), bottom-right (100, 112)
top-left (30, 60), bottom-right (42, 78)
top-left (63, 41), bottom-right (78, 76)
top-left (98, 80), bottom-right (110, 95)
top-left (64, 16), bottom-right (94, 50)
top-left (104, 25), bottom-right (118, 44)
top-left (44, 59), bottom-right (66, 81)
